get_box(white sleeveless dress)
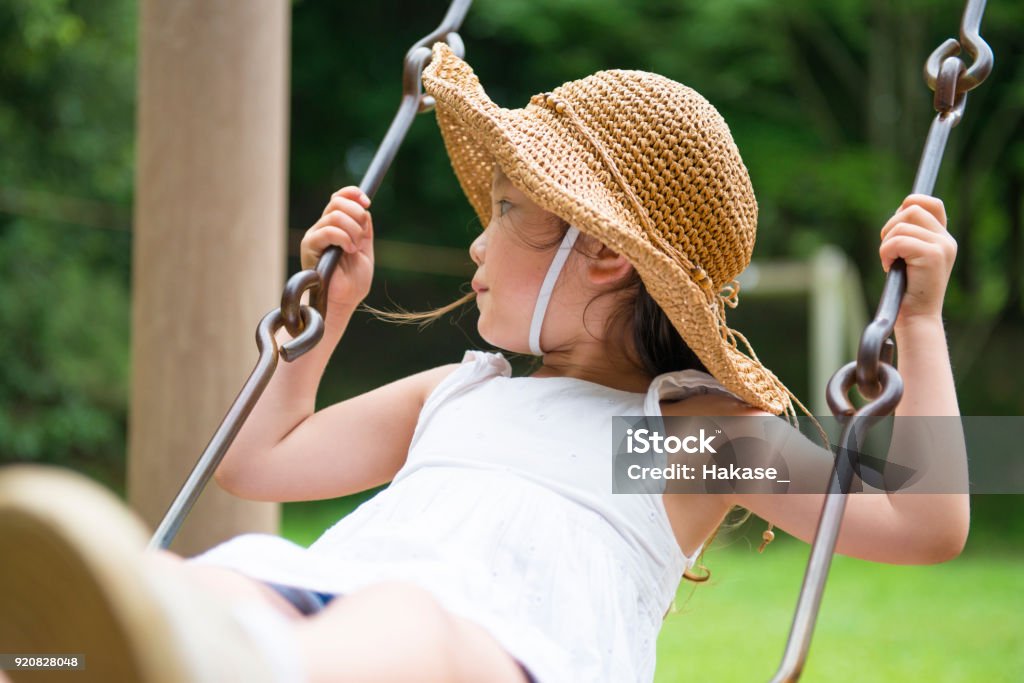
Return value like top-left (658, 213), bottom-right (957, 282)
top-left (189, 350), bottom-right (743, 683)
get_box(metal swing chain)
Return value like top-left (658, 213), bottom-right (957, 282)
top-left (770, 2), bottom-right (992, 681)
top-left (149, 0), bottom-right (474, 551)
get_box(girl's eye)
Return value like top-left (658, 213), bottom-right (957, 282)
top-left (497, 199), bottom-right (511, 217)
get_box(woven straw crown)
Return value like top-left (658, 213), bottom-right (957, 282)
top-left (422, 42), bottom-right (810, 422)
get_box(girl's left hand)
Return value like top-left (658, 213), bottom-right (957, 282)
top-left (878, 194), bottom-right (957, 326)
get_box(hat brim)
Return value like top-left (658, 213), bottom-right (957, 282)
top-left (422, 42), bottom-right (789, 416)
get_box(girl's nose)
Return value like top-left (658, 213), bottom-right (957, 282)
top-left (469, 232), bottom-right (486, 266)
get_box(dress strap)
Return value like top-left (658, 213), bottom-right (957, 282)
top-left (642, 369), bottom-right (742, 417)
top-left (459, 349), bottom-right (512, 377)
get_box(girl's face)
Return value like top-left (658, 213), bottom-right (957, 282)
top-left (468, 169), bottom-right (580, 354)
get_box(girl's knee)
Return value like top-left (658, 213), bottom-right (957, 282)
top-left (354, 580), bottom-right (447, 611)
top-left (330, 581), bottom-right (462, 679)
top-left (352, 580), bottom-right (459, 642)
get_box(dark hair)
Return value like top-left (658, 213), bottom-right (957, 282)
top-left (614, 267), bottom-right (710, 378)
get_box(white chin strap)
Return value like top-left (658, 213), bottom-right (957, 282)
top-left (528, 225), bottom-right (580, 356)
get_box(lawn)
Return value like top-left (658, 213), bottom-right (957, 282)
top-left (655, 535), bottom-right (1023, 682)
top-left (282, 497), bottom-right (1023, 682)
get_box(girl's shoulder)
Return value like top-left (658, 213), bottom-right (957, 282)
top-left (415, 362), bottom-right (466, 401)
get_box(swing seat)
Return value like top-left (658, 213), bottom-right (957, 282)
top-left (0, 464), bottom-right (287, 683)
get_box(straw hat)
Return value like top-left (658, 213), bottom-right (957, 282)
top-left (421, 41), bottom-right (811, 421)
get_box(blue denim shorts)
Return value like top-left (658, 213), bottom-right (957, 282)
top-left (263, 581), bottom-right (338, 616)
top-left (263, 581), bottom-right (539, 682)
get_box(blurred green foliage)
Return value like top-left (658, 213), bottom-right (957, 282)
top-left (0, 0), bottom-right (135, 487)
top-left (0, 1), bottom-right (1021, 530)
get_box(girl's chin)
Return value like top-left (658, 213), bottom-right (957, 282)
top-left (475, 321), bottom-right (526, 355)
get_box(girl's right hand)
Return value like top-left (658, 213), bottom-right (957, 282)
top-left (878, 194), bottom-right (956, 326)
top-left (301, 186), bottom-right (375, 311)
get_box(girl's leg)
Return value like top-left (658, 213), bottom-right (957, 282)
top-left (149, 555), bottom-right (531, 683)
top-left (296, 580), bottom-right (531, 683)
top-left (0, 464), bottom-right (527, 683)
top-left (148, 557), bottom-right (532, 683)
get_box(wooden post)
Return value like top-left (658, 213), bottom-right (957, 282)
top-left (129, 0), bottom-right (290, 556)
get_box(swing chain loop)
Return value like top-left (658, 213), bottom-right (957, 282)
top-left (932, 55), bottom-right (967, 120)
top-left (277, 268), bottom-right (326, 360)
top-left (826, 360), bottom-right (903, 420)
top-left (405, 0), bottom-right (471, 113)
top-left (413, 32), bottom-right (465, 113)
top-left (846, 264), bottom-right (903, 403)
top-left (924, 0), bottom-right (993, 97)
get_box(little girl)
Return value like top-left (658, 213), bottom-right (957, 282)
top-left (0, 42), bottom-right (967, 683)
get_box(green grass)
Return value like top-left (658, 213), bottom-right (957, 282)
top-left (656, 537), bottom-right (1023, 682)
top-left (283, 498), bottom-right (1023, 682)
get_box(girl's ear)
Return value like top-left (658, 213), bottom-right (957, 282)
top-left (586, 243), bottom-right (633, 286)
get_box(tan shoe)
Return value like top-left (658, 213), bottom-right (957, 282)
top-left (0, 464), bottom-right (294, 683)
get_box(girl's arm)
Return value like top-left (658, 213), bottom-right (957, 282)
top-left (707, 195), bottom-right (968, 564)
top-left (215, 186), bottom-right (461, 501)
top-left (214, 293), bottom-right (461, 502)
top-left (877, 314), bottom-right (969, 555)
